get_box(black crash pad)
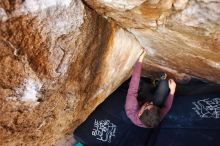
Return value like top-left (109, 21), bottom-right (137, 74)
top-left (155, 94), bottom-right (220, 146)
top-left (74, 79), bottom-right (220, 146)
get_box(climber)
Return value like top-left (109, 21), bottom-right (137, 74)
top-left (125, 51), bottom-right (176, 128)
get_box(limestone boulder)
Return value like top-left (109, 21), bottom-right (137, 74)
top-left (84, 0), bottom-right (220, 83)
top-left (0, 0), bottom-right (142, 145)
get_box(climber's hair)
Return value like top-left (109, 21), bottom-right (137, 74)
top-left (139, 106), bottom-right (160, 128)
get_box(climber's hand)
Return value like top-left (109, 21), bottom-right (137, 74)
top-left (168, 79), bottom-right (176, 95)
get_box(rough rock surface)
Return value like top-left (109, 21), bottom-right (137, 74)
top-left (0, 0), bottom-right (142, 145)
top-left (85, 0), bottom-right (220, 83)
top-left (1, 0), bottom-right (220, 145)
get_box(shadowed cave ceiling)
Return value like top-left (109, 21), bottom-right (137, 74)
top-left (0, 0), bottom-right (220, 145)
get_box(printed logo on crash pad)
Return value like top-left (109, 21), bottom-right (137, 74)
top-left (91, 119), bottom-right (116, 143)
top-left (192, 98), bottom-right (220, 119)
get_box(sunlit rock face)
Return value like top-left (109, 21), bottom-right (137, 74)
top-left (85, 0), bottom-right (220, 83)
top-left (0, 0), bottom-right (142, 145)
top-left (1, 0), bottom-right (220, 145)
